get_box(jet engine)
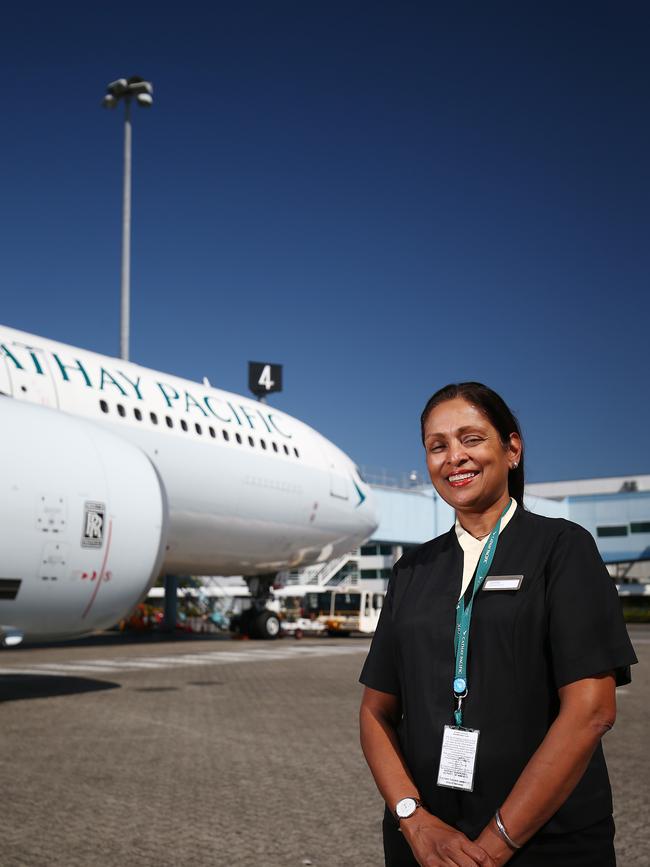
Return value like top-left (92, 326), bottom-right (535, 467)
top-left (0, 399), bottom-right (168, 642)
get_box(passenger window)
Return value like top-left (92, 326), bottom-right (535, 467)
top-left (223, 430), bottom-right (230, 442)
top-left (117, 404), bottom-right (126, 417)
top-left (272, 442), bottom-right (278, 453)
top-left (209, 426), bottom-right (216, 438)
top-left (150, 412), bottom-right (158, 425)
top-left (99, 399), bottom-right (109, 414)
top-left (260, 439), bottom-right (267, 450)
top-left (195, 423), bottom-right (202, 435)
top-left (180, 420), bottom-right (188, 432)
top-left (235, 433), bottom-right (242, 444)
top-left (293, 447), bottom-right (299, 458)
top-left (134, 408), bottom-right (142, 421)
top-left (166, 416), bottom-right (173, 428)
top-left (283, 444), bottom-right (289, 455)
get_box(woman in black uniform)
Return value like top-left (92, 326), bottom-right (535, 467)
top-left (359, 383), bottom-right (637, 867)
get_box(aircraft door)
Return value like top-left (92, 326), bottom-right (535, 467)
top-left (323, 447), bottom-right (349, 500)
top-left (5, 348), bottom-right (59, 408)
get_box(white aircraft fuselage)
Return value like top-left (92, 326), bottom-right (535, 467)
top-left (0, 325), bottom-right (378, 641)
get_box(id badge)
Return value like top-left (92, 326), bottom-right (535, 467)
top-left (483, 575), bottom-right (523, 591)
top-left (436, 725), bottom-right (480, 792)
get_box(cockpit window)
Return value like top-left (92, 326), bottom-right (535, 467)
top-left (355, 466), bottom-right (367, 483)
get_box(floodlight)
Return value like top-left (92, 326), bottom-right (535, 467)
top-left (107, 78), bottom-right (128, 95)
top-left (101, 75), bottom-right (154, 361)
top-left (130, 81), bottom-right (153, 96)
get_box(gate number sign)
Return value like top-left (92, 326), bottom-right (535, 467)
top-left (248, 362), bottom-right (283, 397)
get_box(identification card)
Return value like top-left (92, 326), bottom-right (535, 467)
top-left (437, 725), bottom-right (480, 791)
top-left (483, 575), bottom-right (523, 591)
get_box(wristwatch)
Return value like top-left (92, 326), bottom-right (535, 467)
top-left (394, 796), bottom-right (421, 825)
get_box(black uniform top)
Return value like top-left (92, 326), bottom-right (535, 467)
top-left (360, 508), bottom-right (637, 840)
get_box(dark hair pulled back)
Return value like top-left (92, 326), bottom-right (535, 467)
top-left (420, 382), bottom-right (525, 506)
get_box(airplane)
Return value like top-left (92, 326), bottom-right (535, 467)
top-left (0, 324), bottom-right (378, 644)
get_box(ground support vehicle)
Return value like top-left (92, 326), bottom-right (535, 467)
top-left (303, 587), bottom-right (385, 636)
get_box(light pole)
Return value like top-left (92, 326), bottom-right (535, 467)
top-left (102, 76), bottom-right (153, 361)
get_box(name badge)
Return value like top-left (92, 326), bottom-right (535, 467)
top-left (437, 725), bottom-right (480, 792)
top-left (483, 575), bottom-right (523, 591)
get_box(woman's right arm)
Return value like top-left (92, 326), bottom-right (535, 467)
top-left (359, 686), bottom-right (495, 867)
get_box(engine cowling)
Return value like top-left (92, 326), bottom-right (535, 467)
top-left (0, 398), bottom-right (168, 641)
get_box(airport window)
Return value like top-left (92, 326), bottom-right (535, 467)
top-left (195, 423), bottom-right (202, 435)
top-left (117, 404), bottom-right (126, 417)
top-left (631, 522), bottom-right (650, 534)
top-left (209, 426), bottom-right (216, 438)
top-left (150, 412), bottom-right (158, 425)
top-left (166, 416), bottom-right (173, 428)
top-left (596, 525), bottom-right (628, 537)
top-left (134, 408), bottom-right (142, 421)
top-left (248, 435), bottom-right (254, 447)
top-left (293, 447), bottom-right (300, 458)
top-left (360, 544), bottom-right (378, 556)
top-left (379, 544), bottom-right (392, 556)
top-left (99, 399), bottom-right (109, 414)
top-left (235, 433), bottom-right (242, 444)
top-left (180, 420), bottom-right (188, 432)
top-left (260, 439), bottom-right (267, 450)
top-left (223, 429), bottom-right (230, 442)
top-left (283, 444), bottom-right (289, 455)
top-left (272, 442), bottom-right (278, 453)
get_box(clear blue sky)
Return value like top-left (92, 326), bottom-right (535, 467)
top-left (1, 2), bottom-right (648, 482)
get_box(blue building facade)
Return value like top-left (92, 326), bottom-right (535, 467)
top-left (368, 478), bottom-right (650, 571)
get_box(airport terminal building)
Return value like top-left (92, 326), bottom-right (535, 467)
top-left (279, 472), bottom-right (650, 601)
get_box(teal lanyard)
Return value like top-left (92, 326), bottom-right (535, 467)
top-left (453, 500), bottom-right (512, 726)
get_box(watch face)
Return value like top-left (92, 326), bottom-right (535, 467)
top-left (396, 798), bottom-right (417, 818)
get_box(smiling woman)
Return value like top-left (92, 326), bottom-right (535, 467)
top-left (359, 382), bottom-right (637, 867)
top-left (421, 383), bottom-right (524, 523)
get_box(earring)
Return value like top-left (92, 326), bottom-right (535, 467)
top-left (512, 462), bottom-right (518, 470)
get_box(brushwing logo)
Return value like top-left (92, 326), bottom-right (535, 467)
top-left (81, 501), bottom-right (105, 548)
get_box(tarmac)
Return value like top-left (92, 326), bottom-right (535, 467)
top-left (0, 625), bottom-right (648, 867)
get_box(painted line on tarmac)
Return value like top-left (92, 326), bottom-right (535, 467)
top-left (0, 642), bottom-right (368, 678)
top-left (29, 662), bottom-right (121, 673)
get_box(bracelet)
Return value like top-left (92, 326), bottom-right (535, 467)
top-left (494, 808), bottom-right (522, 850)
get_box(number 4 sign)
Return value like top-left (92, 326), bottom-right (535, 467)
top-left (248, 361), bottom-right (283, 397)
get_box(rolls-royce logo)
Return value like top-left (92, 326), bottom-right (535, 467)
top-left (81, 501), bottom-right (105, 548)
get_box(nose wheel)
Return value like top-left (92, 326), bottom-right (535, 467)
top-left (234, 574), bottom-right (282, 640)
top-left (253, 610), bottom-right (281, 640)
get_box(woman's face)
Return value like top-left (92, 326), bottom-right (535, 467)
top-left (423, 397), bottom-right (520, 513)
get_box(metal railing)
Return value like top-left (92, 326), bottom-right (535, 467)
top-left (360, 466), bottom-right (428, 489)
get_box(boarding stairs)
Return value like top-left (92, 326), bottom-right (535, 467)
top-left (278, 553), bottom-right (358, 588)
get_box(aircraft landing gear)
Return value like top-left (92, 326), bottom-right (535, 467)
top-left (252, 609), bottom-right (281, 640)
top-left (235, 574), bottom-right (281, 640)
